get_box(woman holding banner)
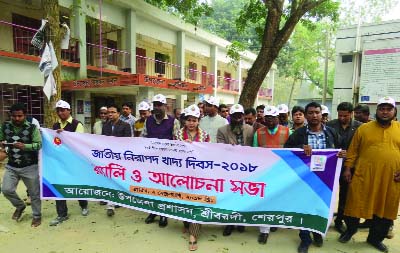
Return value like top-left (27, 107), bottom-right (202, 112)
top-left (174, 104), bottom-right (210, 251)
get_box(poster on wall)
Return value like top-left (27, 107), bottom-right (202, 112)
top-left (77, 100), bottom-right (84, 114)
top-left (359, 48), bottom-right (400, 103)
top-left (84, 101), bottom-right (91, 114)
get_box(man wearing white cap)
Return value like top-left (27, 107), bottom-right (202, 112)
top-left (50, 100), bottom-right (89, 226)
top-left (321, 105), bottom-right (330, 124)
top-left (134, 101), bottom-right (151, 137)
top-left (339, 96), bottom-right (400, 253)
top-left (216, 104), bottom-right (253, 236)
top-left (141, 94), bottom-right (180, 227)
top-left (277, 104), bottom-right (291, 127)
top-left (92, 106), bottom-right (108, 135)
top-left (253, 105), bottom-right (290, 244)
top-left (199, 96), bottom-right (228, 143)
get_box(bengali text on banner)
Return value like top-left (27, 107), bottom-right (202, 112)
top-left (40, 129), bottom-right (342, 234)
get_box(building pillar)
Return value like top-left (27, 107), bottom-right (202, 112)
top-left (73, 0), bottom-right (87, 78)
top-left (177, 31), bottom-right (185, 80)
top-left (210, 45), bottom-right (218, 97)
top-left (126, 10), bottom-right (137, 74)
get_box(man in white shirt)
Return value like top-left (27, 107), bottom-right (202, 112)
top-left (199, 96), bottom-right (228, 143)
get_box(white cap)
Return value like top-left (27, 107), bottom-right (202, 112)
top-left (264, 106), bottom-right (279, 116)
top-left (185, 104), bottom-right (201, 118)
top-left (55, 100), bottom-right (70, 109)
top-left (378, 96), bottom-right (396, 107)
top-left (138, 101), bottom-right (150, 111)
top-left (277, 104), bottom-right (289, 114)
top-left (205, 96), bottom-right (219, 107)
top-left (229, 104), bottom-right (244, 115)
top-left (321, 105), bottom-right (330, 115)
top-left (183, 107), bottom-right (189, 115)
top-left (152, 94), bottom-right (167, 104)
top-left (99, 106), bottom-right (107, 111)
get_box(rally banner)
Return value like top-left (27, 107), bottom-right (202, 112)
top-left (40, 129), bottom-right (342, 234)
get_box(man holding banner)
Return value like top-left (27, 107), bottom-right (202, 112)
top-left (285, 101), bottom-right (342, 253)
top-left (217, 104), bottom-right (254, 236)
top-left (49, 100), bottom-right (89, 226)
top-left (339, 96), bottom-right (400, 253)
top-left (141, 94), bottom-right (180, 228)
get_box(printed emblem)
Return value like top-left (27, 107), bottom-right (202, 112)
top-left (53, 137), bottom-right (62, 146)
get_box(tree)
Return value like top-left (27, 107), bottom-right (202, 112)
top-left (43, 0), bottom-right (62, 128)
top-left (235, 1), bottom-right (339, 108)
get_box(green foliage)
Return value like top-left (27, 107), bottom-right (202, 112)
top-left (144, 0), bottom-right (212, 25)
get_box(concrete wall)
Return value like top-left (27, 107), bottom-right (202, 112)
top-left (0, 57), bottom-right (43, 86)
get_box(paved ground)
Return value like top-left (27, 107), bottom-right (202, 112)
top-left (0, 164), bottom-right (399, 253)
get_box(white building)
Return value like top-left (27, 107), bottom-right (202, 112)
top-left (333, 20), bottom-right (400, 116)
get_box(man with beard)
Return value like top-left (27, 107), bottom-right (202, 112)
top-left (216, 104), bottom-right (254, 236)
top-left (120, 102), bottom-right (136, 136)
top-left (199, 96), bottom-right (228, 143)
top-left (244, 108), bottom-right (264, 131)
top-left (253, 105), bottom-right (290, 244)
top-left (101, 104), bottom-right (131, 216)
top-left (339, 97), bottom-right (400, 253)
top-left (284, 102), bottom-right (342, 253)
top-left (291, 106), bottom-right (306, 131)
top-left (354, 104), bottom-right (370, 123)
top-left (326, 102), bottom-right (362, 234)
top-left (134, 101), bottom-right (151, 137)
top-left (141, 94), bottom-right (180, 227)
top-left (93, 106), bottom-right (108, 135)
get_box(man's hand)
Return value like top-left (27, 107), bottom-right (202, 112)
top-left (56, 129), bottom-right (64, 133)
top-left (394, 171), bottom-right (400, 182)
top-left (13, 142), bottom-right (25, 150)
top-left (303, 145), bottom-right (312, 156)
top-left (337, 150), bottom-right (347, 158)
top-left (342, 167), bottom-right (352, 183)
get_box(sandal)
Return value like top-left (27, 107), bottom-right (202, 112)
top-left (189, 241), bottom-right (198, 251)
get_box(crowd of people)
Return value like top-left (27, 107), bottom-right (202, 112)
top-left (0, 94), bottom-right (399, 253)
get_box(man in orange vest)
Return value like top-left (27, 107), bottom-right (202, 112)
top-left (253, 105), bottom-right (291, 148)
top-left (252, 105), bottom-right (291, 244)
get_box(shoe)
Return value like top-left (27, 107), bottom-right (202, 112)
top-left (367, 239), bottom-right (389, 253)
top-left (359, 219), bottom-right (372, 229)
top-left (270, 227), bottom-right (278, 232)
top-left (237, 225), bottom-right (245, 233)
top-left (31, 217), bottom-right (41, 227)
top-left (159, 216), bottom-right (168, 227)
top-left (313, 233), bottom-right (323, 247)
top-left (81, 208), bottom-right (89, 216)
top-left (12, 205), bottom-right (26, 221)
top-left (257, 232), bottom-right (269, 244)
top-left (49, 216), bottom-right (69, 226)
top-left (107, 209), bottom-right (115, 217)
top-left (338, 230), bottom-right (356, 243)
top-left (386, 225), bottom-right (394, 239)
top-left (334, 221), bottom-right (346, 234)
top-left (145, 214), bottom-right (156, 224)
top-left (297, 242), bottom-right (309, 253)
top-left (223, 225), bottom-right (234, 236)
top-left (99, 201), bottom-right (107, 205)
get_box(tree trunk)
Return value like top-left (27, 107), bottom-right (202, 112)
top-left (43, 0), bottom-right (62, 128)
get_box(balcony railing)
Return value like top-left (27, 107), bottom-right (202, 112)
top-left (258, 87), bottom-right (273, 98)
top-left (0, 20), bottom-right (79, 63)
top-left (86, 42), bottom-right (130, 72)
top-left (217, 76), bottom-right (240, 92)
top-left (184, 67), bottom-right (215, 87)
top-left (136, 55), bottom-right (181, 79)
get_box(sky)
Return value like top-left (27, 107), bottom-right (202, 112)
top-left (382, 3), bottom-right (400, 21)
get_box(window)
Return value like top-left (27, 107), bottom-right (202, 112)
top-left (201, 65), bottom-right (208, 86)
top-left (136, 47), bottom-right (146, 74)
top-left (342, 55), bottom-right (353, 63)
top-left (155, 52), bottom-right (168, 75)
top-left (224, 72), bottom-right (231, 90)
top-left (12, 14), bottom-right (41, 56)
top-left (188, 62), bottom-right (197, 80)
top-left (106, 40), bottom-right (117, 65)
